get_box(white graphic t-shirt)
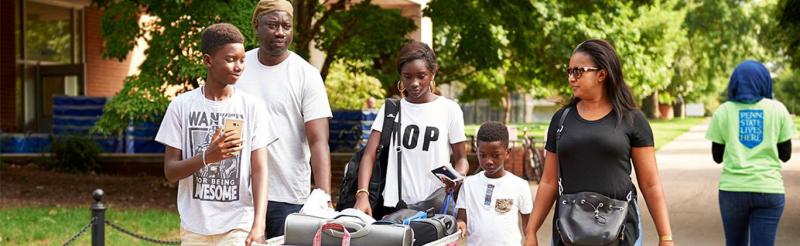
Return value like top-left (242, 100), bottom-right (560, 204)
top-left (155, 87), bottom-right (277, 235)
top-left (372, 97), bottom-right (467, 207)
top-left (456, 171), bottom-right (533, 246)
top-left (235, 49), bottom-right (332, 204)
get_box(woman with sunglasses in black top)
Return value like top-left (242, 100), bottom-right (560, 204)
top-left (524, 39), bottom-right (674, 246)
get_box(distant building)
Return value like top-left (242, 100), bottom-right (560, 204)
top-left (2, 0), bottom-right (143, 133)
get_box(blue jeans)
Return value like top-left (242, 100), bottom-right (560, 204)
top-left (265, 201), bottom-right (303, 239)
top-left (719, 190), bottom-right (785, 246)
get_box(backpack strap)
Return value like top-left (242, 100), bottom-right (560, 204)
top-left (378, 99), bottom-right (400, 150)
top-left (394, 101), bottom-right (406, 208)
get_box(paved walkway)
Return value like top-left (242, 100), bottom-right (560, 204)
top-left (531, 121), bottom-right (800, 245)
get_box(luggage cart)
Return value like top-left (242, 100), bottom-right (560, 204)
top-left (258, 230), bottom-right (461, 246)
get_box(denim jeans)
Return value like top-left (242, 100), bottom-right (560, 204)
top-left (719, 190), bottom-right (785, 246)
top-left (265, 201), bottom-right (303, 239)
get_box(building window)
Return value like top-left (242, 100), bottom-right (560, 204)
top-left (16, 0), bottom-right (85, 132)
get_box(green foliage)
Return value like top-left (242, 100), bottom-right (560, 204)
top-left (313, 1), bottom-right (415, 88)
top-left (44, 135), bottom-right (101, 173)
top-left (426, 0), bottom-right (793, 120)
top-left (776, 0), bottom-right (800, 68)
top-left (325, 62), bottom-right (386, 110)
top-left (671, 0), bottom-right (780, 107)
top-left (775, 67), bottom-right (800, 114)
top-left (92, 0), bottom-right (414, 134)
top-left (93, 0), bottom-right (259, 134)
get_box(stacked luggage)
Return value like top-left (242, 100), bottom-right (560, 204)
top-left (271, 208), bottom-right (460, 246)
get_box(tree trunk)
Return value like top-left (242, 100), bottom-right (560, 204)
top-left (641, 92), bottom-right (659, 119)
top-left (673, 95), bottom-right (685, 119)
top-left (501, 88), bottom-right (511, 125)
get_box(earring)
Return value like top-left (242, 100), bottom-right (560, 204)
top-left (396, 80), bottom-right (405, 97)
top-left (430, 80), bottom-right (436, 92)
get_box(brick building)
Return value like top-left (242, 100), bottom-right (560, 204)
top-left (1, 0), bottom-right (431, 134)
top-left (1, 0), bottom-right (136, 133)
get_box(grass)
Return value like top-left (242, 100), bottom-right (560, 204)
top-left (466, 117), bottom-right (705, 150)
top-left (0, 207), bottom-right (179, 246)
top-left (650, 117), bottom-right (706, 150)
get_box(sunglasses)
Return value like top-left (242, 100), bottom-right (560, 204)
top-left (566, 66), bottom-right (600, 79)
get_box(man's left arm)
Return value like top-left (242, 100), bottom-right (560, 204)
top-left (306, 118), bottom-right (331, 193)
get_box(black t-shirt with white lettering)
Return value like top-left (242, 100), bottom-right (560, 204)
top-left (545, 106), bottom-right (654, 200)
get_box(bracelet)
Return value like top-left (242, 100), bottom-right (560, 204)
top-left (659, 235), bottom-right (673, 242)
top-left (356, 189), bottom-right (369, 197)
top-left (202, 149), bottom-right (208, 167)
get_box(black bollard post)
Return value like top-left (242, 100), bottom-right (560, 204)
top-left (91, 189), bottom-right (106, 246)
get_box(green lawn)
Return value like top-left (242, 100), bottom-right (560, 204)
top-left (466, 117), bottom-right (704, 150)
top-left (0, 207), bottom-right (179, 246)
top-left (650, 117), bottom-right (706, 150)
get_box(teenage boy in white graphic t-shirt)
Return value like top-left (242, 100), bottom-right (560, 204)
top-left (456, 122), bottom-right (533, 246)
top-left (155, 23), bottom-right (277, 246)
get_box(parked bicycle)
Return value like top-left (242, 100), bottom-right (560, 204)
top-left (520, 128), bottom-right (545, 183)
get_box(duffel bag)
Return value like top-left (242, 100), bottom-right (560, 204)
top-left (408, 214), bottom-right (457, 246)
top-left (285, 213), bottom-right (413, 246)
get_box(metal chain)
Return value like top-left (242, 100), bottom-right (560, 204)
top-left (62, 217), bottom-right (94, 246)
top-left (105, 220), bottom-right (181, 245)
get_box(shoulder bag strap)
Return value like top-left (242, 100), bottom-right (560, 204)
top-left (556, 107), bottom-right (570, 196)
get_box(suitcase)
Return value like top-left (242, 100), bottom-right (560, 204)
top-left (409, 214), bottom-right (458, 246)
top-left (381, 208), bottom-right (428, 224)
top-left (284, 213), bottom-right (414, 246)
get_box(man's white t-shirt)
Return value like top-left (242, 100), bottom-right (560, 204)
top-left (456, 171), bottom-right (533, 246)
top-left (155, 87), bottom-right (277, 235)
top-left (235, 49), bottom-right (332, 204)
top-left (372, 97), bottom-right (467, 207)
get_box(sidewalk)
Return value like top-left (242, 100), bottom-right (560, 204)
top-left (531, 121), bottom-right (800, 245)
top-left (642, 121), bottom-right (800, 245)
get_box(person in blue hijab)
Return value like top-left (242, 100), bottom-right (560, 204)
top-left (727, 60), bottom-right (774, 103)
top-left (706, 60), bottom-right (795, 246)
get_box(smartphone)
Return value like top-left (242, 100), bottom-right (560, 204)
top-left (431, 165), bottom-right (464, 183)
top-left (223, 118), bottom-right (244, 155)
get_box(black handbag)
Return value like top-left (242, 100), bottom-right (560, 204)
top-left (554, 107), bottom-right (631, 246)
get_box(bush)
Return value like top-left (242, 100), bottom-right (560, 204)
top-left (325, 61), bottom-right (386, 110)
top-left (44, 135), bottom-right (102, 173)
top-left (775, 68), bottom-right (800, 114)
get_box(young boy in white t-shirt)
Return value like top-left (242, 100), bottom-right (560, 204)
top-left (155, 23), bottom-right (276, 246)
top-left (456, 122), bottom-right (533, 246)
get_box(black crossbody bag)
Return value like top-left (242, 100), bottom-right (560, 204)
top-left (555, 107), bottom-right (632, 245)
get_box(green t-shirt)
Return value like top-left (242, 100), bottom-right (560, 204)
top-left (706, 99), bottom-right (795, 194)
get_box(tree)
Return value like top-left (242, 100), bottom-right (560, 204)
top-left (91, 0), bottom-right (414, 134)
top-left (776, 0), bottom-right (800, 68)
top-left (424, 0), bottom-right (546, 124)
top-left (774, 66), bottom-right (800, 114)
top-left (426, 0), bottom-right (688, 121)
top-left (668, 0), bottom-right (780, 114)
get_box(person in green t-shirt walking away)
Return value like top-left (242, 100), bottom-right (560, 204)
top-left (706, 60), bottom-right (795, 246)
